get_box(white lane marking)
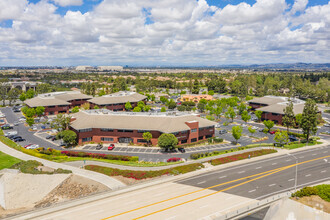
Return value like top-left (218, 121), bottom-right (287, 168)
top-left (197, 181), bottom-right (206, 185)
top-left (225, 196), bottom-right (234, 200)
top-left (321, 170), bottom-right (327, 173)
top-left (238, 171), bottom-right (245, 174)
top-left (288, 179), bottom-right (294, 182)
top-left (248, 189), bottom-right (256, 193)
top-left (219, 176), bottom-right (227, 179)
top-left (286, 159), bottom-right (291, 162)
top-left (305, 174), bottom-right (311, 177)
top-left (269, 184), bottom-right (276, 187)
top-left (154, 192), bottom-right (165, 197)
top-left (200, 205), bottom-right (209, 209)
top-left (299, 156), bottom-right (304, 159)
top-left (312, 153), bottom-right (317, 156)
top-left (125, 201), bottom-right (136, 205)
top-left (255, 166), bottom-right (262, 169)
top-left (272, 163), bottom-right (277, 165)
top-left (165, 216), bottom-right (177, 220)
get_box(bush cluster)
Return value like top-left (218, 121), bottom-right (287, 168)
top-left (167, 157), bottom-right (181, 162)
top-left (209, 149), bottom-right (277, 166)
top-left (292, 185), bottom-right (330, 202)
top-left (85, 163), bottom-right (204, 180)
top-left (11, 160), bottom-right (72, 174)
top-left (288, 131), bottom-right (305, 138)
top-left (60, 151), bottom-right (138, 162)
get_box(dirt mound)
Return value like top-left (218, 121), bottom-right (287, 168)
top-left (35, 174), bottom-right (109, 208)
top-left (292, 195), bottom-right (330, 213)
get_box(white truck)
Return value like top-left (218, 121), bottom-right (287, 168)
top-left (4, 131), bottom-right (18, 137)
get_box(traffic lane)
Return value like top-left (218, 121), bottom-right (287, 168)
top-left (224, 158), bottom-right (330, 200)
top-left (175, 146), bottom-right (330, 189)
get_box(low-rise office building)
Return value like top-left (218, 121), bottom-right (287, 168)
top-left (248, 96), bottom-right (305, 124)
top-left (88, 91), bottom-right (147, 111)
top-left (24, 91), bottom-right (92, 115)
top-left (70, 110), bottom-right (217, 145)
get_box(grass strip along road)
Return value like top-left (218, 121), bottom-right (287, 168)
top-left (102, 155), bottom-right (330, 220)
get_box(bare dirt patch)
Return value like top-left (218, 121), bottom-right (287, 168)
top-left (35, 174), bottom-right (109, 208)
top-left (292, 195), bottom-right (330, 213)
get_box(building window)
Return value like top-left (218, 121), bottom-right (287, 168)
top-left (49, 112), bottom-right (54, 115)
top-left (191, 138), bottom-right (197, 143)
top-left (181, 139), bottom-right (187, 144)
top-left (79, 128), bottom-right (92, 133)
top-left (138, 130), bottom-right (149, 133)
top-left (82, 137), bottom-right (92, 142)
top-left (101, 128), bottom-right (114, 132)
top-left (198, 136), bottom-right (204, 140)
top-left (181, 130), bottom-right (188, 134)
top-left (101, 137), bottom-right (114, 142)
top-left (137, 139), bottom-right (147, 143)
top-left (59, 105), bottom-right (68, 107)
top-left (172, 132), bottom-right (179, 135)
top-left (199, 128), bottom-right (204, 131)
top-left (118, 129), bottom-right (133, 133)
top-left (48, 106), bottom-right (55, 108)
top-left (191, 128), bottom-right (197, 133)
top-left (205, 134), bottom-right (213, 138)
top-left (272, 113), bottom-right (279, 116)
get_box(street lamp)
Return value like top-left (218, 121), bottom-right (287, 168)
top-left (287, 153), bottom-right (298, 192)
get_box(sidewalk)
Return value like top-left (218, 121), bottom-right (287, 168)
top-left (0, 142), bottom-right (126, 190)
top-left (63, 139), bottom-right (329, 171)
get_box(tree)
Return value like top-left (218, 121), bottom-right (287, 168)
top-left (51, 114), bottom-right (71, 131)
top-left (125, 102), bottom-right (132, 111)
top-left (238, 103), bottom-right (247, 115)
top-left (248, 127), bottom-right (256, 136)
top-left (19, 93), bottom-right (26, 101)
top-left (282, 100), bottom-right (295, 133)
top-left (301, 99), bottom-right (318, 141)
top-left (7, 88), bottom-right (20, 106)
top-left (25, 108), bottom-right (36, 118)
top-left (295, 113), bottom-right (302, 128)
top-left (71, 106), bottom-right (79, 113)
top-left (274, 129), bottom-right (288, 146)
top-left (192, 79), bottom-right (200, 94)
top-left (143, 132), bottom-right (152, 146)
top-left (255, 110), bottom-right (263, 122)
top-left (161, 107), bottom-right (166, 112)
top-left (167, 100), bottom-right (177, 109)
top-left (158, 133), bottom-right (178, 151)
top-left (94, 105), bottom-right (99, 109)
top-left (241, 110), bottom-right (251, 123)
top-left (232, 126), bottom-right (243, 144)
top-left (35, 106), bottom-right (45, 117)
top-left (133, 107), bottom-right (142, 112)
top-left (81, 102), bottom-right (90, 110)
top-left (197, 102), bottom-right (205, 112)
top-left (225, 107), bottom-right (236, 122)
top-left (160, 96), bottom-right (168, 104)
top-left (26, 117), bottom-right (35, 127)
top-left (143, 105), bottom-right (151, 112)
top-left (137, 101), bottom-right (145, 109)
top-left (26, 89), bottom-right (35, 99)
top-left (59, 130), bottom-right (77, 146)
top-left (263, 120), bottom-right (274, 131)
top-left (208, 90), bottom-right (214, 95)
top-left (36, 83), bottom-right (52, 94)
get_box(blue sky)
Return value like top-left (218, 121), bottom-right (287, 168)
top-left (0, 0), bottom-right (329, 66)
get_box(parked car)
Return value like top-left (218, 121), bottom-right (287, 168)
top-left (269, 130), bottom-right (276, 134)
top-left (26, 144), bottom-right (40, 149)
top-left (218, 129), bottom-right (227, 134)
top-left (5, 131), bottom-right (18, 137)
top-left (14, 137), bottom-right (25, 142)
top-left (60, 143), bottom-right (68, 147)
top-left (24, 144), bottom-right (33, 148)
top-left (13, 108), bottom-right (21, 113)
top-left (1, 124), bottom-right (13, 130)
top-left (241, 124), bottom-right (247, 127)
top-left (178, 147), bottom-right (186, 153)
top-left (13, 121), bottom-right (20, 126)
top-left (324, 124), bottom-right (330, 127)
top-left (19, 118), bottom-right (26, 122)
top-left (108, 144), bottom-right (115, 150)
top-left (31, 126), bottom-right (38, 131)
top-left (289, 135), bottom-right (299, 142)
top-left (215, 124), bottom-right (221, 128)
top-left (9, 135), bottom-right (21, 140)
top-left (46, 135), bottom-right (55, 139)
top-left (96, 144), bottom-right (103, 150)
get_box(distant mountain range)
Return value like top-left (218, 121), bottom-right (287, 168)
top-left (218, 63), bottom-right (330, 71)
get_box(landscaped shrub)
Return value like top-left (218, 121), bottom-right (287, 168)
top-left (190, 153), bottom-right (200, 159)
top-left (167, 157), bottom-right (181, 162)
top-left (60, 151), bottom-right (139, 162)
top-left (288, 131), bottom-right (305, 138)
top-left (315, 184), bottom-right (330, 202)
top-left (209, 149), bottom-right (277, 166)
top-left (85, 163), bottom-right (204, 180)
top-left (10, 160), bottom-right (72, 174)
top-left (291, 187), bottom-right (318, 198)
top-left (214, 137), bottom-right (223, 143)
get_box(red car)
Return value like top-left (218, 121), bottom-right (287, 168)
top-left (108, 144), bottom-right (115, 151)
top-left (269, 130), bottom-right (276, 134)
top-left (24, 144), bottom-right (33, 148)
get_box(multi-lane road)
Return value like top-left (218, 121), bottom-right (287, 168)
top-left (15, 144), bottom-right (329, 220)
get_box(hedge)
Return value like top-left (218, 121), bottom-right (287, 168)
top-left (288, 131), bottom-right (305, 138)
top-left (292, 185), bottom-right (330, 202)
top-left (209, 149), bottom-right (277, 166)
top-left (85, 163), bottom-right (204, 180)
top-left (60, 151), bottom-right (138, 162)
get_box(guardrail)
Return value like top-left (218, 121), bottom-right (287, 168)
top-left (207, 191), bottom-right (292, 220)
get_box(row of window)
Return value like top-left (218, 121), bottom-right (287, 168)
top-left (80, 127), bottom-right (214, 134)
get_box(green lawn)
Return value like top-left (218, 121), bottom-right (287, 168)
top-left (283, 141), bottom-right (322, 150)
top-left (0, 151), bottom-right (22, 170)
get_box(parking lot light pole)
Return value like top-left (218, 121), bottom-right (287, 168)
top-left (287, 153), bottom-right (298, 192)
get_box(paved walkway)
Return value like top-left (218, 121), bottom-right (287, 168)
top-left (63, 139), bottom-right (329, 171)
top-left (0, 142), bottom-right (126, 190)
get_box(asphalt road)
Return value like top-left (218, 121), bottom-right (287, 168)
top-left (16, 145), bottom-right (329, 220)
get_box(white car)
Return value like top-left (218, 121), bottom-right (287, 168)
top-left (215, 124), bottom-right (221, 128)
top-left (26, 144), bottom-right (39, 149)
top-left (31, 126), bottom-right (38, 131)
top-left (19, 118), bottom-right (26, 122)
top-left (250, 126), bottom-right (258, 130)
top-left (5, 131), bottom-right (18, 137)
top-left (324, 124), bottom-right (330, 127)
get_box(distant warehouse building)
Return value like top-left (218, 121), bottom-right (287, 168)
top-left (24, 91), bottom-right (92, 115)
top-left (70, 110), bottom-right (217, 145)
top-left (88, 91), bottom-right (147, 111)
top-left (248, 96), bottom-right (306, 124)
top-left (97, 66), bottom-right (123, 71)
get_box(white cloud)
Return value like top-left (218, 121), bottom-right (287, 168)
top-left (0, 0), bottom-right (329, 65)
top-left (0, 0), bottom-right (28, 21)
top-left (51, 0), bottom-right (83, 7)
